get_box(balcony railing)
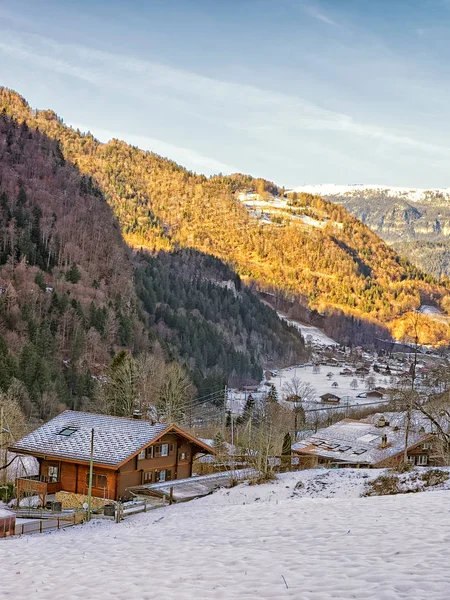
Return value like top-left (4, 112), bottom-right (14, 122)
top-left (16, 475), bottom-right (62, 495)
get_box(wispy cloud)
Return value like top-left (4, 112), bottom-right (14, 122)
top-left (302, 3), bottom-right (338, 26)
top-left (1, 28), bottom-right (450, 170)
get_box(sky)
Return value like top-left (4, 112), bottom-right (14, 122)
top-left (1, 0), bottom-right (450, 188)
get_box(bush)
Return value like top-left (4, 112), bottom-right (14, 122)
top-left (364, 475), bottom-right (399, 496)
top-left (248, 471), bottom-right (276, 486)
top-left (421, 469), bottom-right (449, 487)
top-left (0, 482), bottom-right (14, 502)
top-left (392, 462), bottom-right (414, 474)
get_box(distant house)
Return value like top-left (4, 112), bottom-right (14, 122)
top-left (355, 366), bottom-right (370, 375)
top-left (366, 390), bottom-right (384, 399)
top-left (0, 507), bottom-right (15, 538)
top-left (292, 414), bottom-right (436, 469)
top-left (339, 368), bottom-right (353, 376)
top-left (9, 411), bottom-right (214, 505)
top-left (320, 393), bottom-right (340, 404)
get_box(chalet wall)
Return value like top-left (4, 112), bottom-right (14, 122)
top-left (40, 459), bottom-right (116, 500)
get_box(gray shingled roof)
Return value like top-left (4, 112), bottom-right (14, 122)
top-left (292, 417), bottom-right (431, 465)
top-left (10, 411), bottom-right (170, 467)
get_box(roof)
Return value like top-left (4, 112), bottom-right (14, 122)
top-left (0, 507), bottom-right (14, 519)
top-left (292, 417), bottom-right (432, 465)
top-left (321, 393), bottom-right (340, 400)
top-left (9, 411), bottom-right (213, 468)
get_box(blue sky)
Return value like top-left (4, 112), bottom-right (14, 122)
top-left (1, 0), bottom-right (450, 187)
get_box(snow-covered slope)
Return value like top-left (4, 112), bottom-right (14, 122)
top-left (291, 183), bottom-right (450, 203)
top-left (3, 470), bottom-right (450, 599)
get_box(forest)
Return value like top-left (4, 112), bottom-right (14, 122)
top-left (0, 100), bottom-right (305, 421)
top-left (0, 87), bottom-right (446, 345)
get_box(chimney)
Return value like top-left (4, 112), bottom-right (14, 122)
top-left (381, 434), bottom-right (388, 448)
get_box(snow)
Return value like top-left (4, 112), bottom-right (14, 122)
top-left (278, 312), bottom-right (338, 347)
top-left (271, 364), bottom-right (389, 411)
top-left (2, 469), bottom-right (450, 599)
top-left (290, 183), bottom-right (450, 203)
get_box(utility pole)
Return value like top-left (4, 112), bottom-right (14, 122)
top-left (223, 385), bottom-right (228, 435)
top-left (87, 428), bottom-right (94, 521)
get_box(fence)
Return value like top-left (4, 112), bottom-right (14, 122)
top-left (14, 511), bottom-right (84, 536)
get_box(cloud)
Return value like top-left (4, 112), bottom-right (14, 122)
top-left (302, 4), bottom-right (338, 26)
top-left (1, 29), bottom-right (450, 165)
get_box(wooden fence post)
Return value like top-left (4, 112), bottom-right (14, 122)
top-left (169, 487), bottom-right (174, 505)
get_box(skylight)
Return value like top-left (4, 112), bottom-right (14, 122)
top-left (353, 448), bottom-right (367, 455)
top-left (58, 427), bottom-right (78, 437)
top-left (357, 434), bottom-right (379, 443)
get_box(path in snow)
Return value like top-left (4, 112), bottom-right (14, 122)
top-left (2, 471), bottom-right (450, 600)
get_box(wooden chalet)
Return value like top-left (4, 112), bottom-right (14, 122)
top-left (9, 411), bottom-right (214, 504)
top-left (320, 393), bottom-right (340, 404)
top-left (292, 415), bottom-right (437, 469)
top-left (0, 507), bottom-right (15, 538)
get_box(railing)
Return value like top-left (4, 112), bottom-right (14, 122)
top-left (16, 476), bottom-right (62, 496)
top-left (14, 512), bottom-right (84, 536)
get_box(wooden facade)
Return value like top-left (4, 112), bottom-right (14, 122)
top-left (0, 510), bottom-right (15, 538)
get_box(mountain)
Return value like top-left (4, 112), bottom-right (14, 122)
top-left (1, 88), bottom-right (449, 349)
top-left (292, 184), bottom-right (450, 279)
top-left (0, 95), bottom-right (306, 419)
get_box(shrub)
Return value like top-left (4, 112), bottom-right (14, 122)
top-left (421, 469), bottom-right (449, 487)
top-left (364, 474), bottom-right (399, 496)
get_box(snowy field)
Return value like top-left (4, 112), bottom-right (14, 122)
top-left (272, 364), bottom-right (390, 408)
top-left (2, 469), bottom-right (450, 600)
top-left (277, 312), bottom-right (337, 347)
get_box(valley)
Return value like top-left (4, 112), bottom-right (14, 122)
top-left (292, 184), bottom-right (450, 279)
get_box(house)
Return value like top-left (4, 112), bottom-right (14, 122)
top-left (320, 393), bottom-right (340, 404)
top-left (355, 366), bottom-right (370, 375)
top-left (339, 368), bottom-right (353, 376)
top-left (292, 414), bottom-right (437, 469)
top-left (0, 507), bottom-right (15, 538)
top-left (9, 411), bottom-right (214, 504)
top-left (366, 390), bottom-right (384, 399)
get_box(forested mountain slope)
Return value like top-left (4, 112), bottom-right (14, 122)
top-left (0, 98), bottom-right (306, 419)
top-left (1, 88), bottom-right (449, 347)
top-left (292, 184), bottom-right (450, 280)
top-left (0, 110), bottom-right (147, 418)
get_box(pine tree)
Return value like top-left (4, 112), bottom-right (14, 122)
top-left (267, 384), bottom-right (278, 403)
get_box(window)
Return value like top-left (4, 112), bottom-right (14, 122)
top-left (86, 473), bottom-right (108, 489)
top-left (146, 446), bottom-right (154, 459)
top-left (416, 454), bottom-right (428, 466)
top-left (179, 452), bottom-right (190, 461)
top-left (58, 427), bottom-right (78, 437)
top-left (155, 469), bottom-right (172, 483)
top-left (154, 444), bottom-right (174, 458)
top-left (143, 471), bottom-right (152, 483)
top-left (138, 450), bottom-right (146, 460)
top-left (407, 455), bottom-right (415, 464)
top-left (423, 443), bottom-right (431, 450)
top-left (48, 465), bottom-right (59, 482)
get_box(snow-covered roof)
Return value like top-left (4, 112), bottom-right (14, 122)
top-left (0, 506), bottom-right (14, 519)
top-left (362, 411), bottom-right (445, 434)
top-left (292, 417), bottom-right (431, 465)
top-left (9, 411), bottom-right (210, 467)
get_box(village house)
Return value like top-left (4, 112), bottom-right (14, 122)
top-left (0, 507), bottom-right (15, 538)
top-left (320, 393), bottom-right (341, 404)
top-left (9, 411), bottom-right (214, 505)
top-left (292, 413), bottom-right (437, 469)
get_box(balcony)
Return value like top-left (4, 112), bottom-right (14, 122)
top-left (16, 475), bottom-right (62, 497)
